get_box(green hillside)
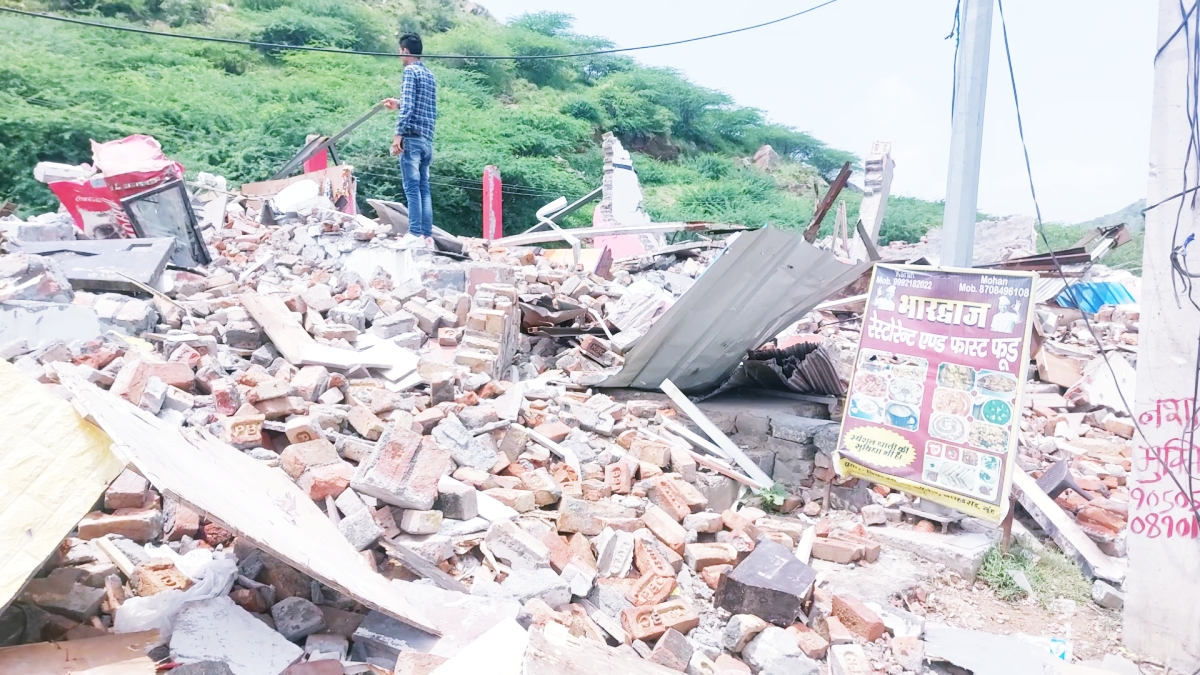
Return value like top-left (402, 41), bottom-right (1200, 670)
top-left (0, 0), bottom-right (946, 240)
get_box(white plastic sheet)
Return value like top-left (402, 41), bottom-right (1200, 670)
top-left (113, 546), bottom-right (238, 638)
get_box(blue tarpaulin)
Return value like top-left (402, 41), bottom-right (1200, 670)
top-left (1055, 281), bottom-right (1137, 314)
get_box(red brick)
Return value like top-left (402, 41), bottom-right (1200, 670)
top-left (542, 532), bottom-right (575, 573)
top-left (78, 508), bottom-right (162, 543)
top-left (824, 616), bottom-right (855, 645)
top-left (787, 623), bottom-right (829, 659)
top-left (832, 595), bottom-right (886, 642)
top-left (202, 521), bottom-right (234, 547)
top-left (634, 537), bottom-right (677, 578)
top-left (620, 599), bottom-right (699, 641)
top-left (1055, 489), bottom-right (1090, 514)
top-left (626, 572), bottom-right (676, 606)
top-left (721, 510), bottom-right (762, 540)
top-left (1076, 504), bottom-right (1125, 537)
top-left (280, 438), bottom-right (340, 480)
top-left (700, 564), bottom-right (732, 590)
top-left (297, 462), bottom-right (354, 501)
top-left (648, 478), bottom-right (691, 522)
top-left (830, 532), bottom-right (880, 563)
top-left (811, 538), bottom-right (862, 564)
top-left (605, 461), bottom-right (633, 494)
top-left (684, 543), bottom-right (738, 571)
top-left (642, 505), bottom-right (688, 554)
top-left (713, 654), bottom-right (751, 675)
top-left (534, 421), bottom-right (572, 443)
top-left (631, 438), bottom-right (672, 467)
top-left (164, 502), bottom-right (201, 541)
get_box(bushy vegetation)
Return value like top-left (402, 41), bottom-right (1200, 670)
top-left (1036, 221), bottom-right (1145, 274)
top-left (0, 0), bottom-right (942, 239)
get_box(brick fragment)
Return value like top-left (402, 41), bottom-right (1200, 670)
top-left (832, 595), bottom-right (886, 642)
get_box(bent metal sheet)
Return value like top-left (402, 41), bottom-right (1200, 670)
top-left (834, 264), bottom-right (1036, 522)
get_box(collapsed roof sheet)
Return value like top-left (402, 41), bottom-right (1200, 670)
top-left (603, 226), bottom-right (871, 393)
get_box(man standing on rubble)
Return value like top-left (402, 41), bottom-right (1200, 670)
top-left (382, 33), bottom-right (437, 248)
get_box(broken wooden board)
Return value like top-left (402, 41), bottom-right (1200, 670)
top-left (660, 379), bottom-right (773, 489)
top-left (0, 361), bottom-right (124, 613)
top-left (1013, 469), bottom-right (1125, 584)
top-left (0, 630), bottom-right (158, 675)
top-left (55, 364), bottom-right (439, 635)
top-left (240, 293), bottom-right (392, 371)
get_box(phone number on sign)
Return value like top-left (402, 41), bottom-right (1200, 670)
top-left (980, 284), bottom-right (1030, 298)
top-left (892, 277), bottom-right (932, 289)
top-left (1130, 486), bottom-right (1200, 539)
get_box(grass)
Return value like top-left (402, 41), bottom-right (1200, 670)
top-left (978, 544), bottom-right (1094, 606)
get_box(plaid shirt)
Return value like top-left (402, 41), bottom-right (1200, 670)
top-left (395, 62), bottom-right (437, 140)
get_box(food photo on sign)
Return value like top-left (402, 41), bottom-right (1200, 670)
top-left (834, 264), bottom-right (1037, 522)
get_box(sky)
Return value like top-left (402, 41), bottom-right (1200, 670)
top-left (477, 0), bottom-right (1158, 223)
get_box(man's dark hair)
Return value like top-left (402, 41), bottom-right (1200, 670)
top-left (399, 33), bottom-right (423, 55)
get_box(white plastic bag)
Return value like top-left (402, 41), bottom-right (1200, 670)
top-left (113, 545), bottom-right (238, 638)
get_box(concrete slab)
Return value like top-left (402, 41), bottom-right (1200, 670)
top-left (0, 301), bottom-right (104, 350)
top-left (924, 624), bottom-right (1052, 675)
top-left (11, 238), bottom-right (174, 293)
top-left (866, 526), bottom-right (996, 581)
top-left (170, 595), bottom-right (303, 675)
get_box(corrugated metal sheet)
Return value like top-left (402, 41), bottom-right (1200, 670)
top-left (1055, 281), bottom-right (1137, 314)
top-left (603, 226), bottom-right (871, 393)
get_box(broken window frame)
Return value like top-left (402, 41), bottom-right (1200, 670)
top-left (120, 179), bottom-right (211, 268)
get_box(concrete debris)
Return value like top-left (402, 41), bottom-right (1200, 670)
top-left (0, 132), bottom-right (1150, 675)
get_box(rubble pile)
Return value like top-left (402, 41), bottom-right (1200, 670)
top-left (0, 136), bottom-right (1147, 675)
top-left (1018, 300), bottom-right (1140, 558)
top-left (1, 186), bottom-right (924, 675)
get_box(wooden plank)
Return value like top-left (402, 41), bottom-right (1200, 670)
top-left (0, 630), bottom-right (158, 675)
top-left (660, 379), bottom-right (774, 489)
top-left (93, 536), bottom-right (135, 578)
top-left (380, 540), bottom-right (470, 594)
top-left (661, 419), bottom-right (732, 460)
top-left (493, 222), bottom-right (747, 249)
top-left (1012, 469), bottom-right (1124, 584)
top-left (239, 293), bottom-right (313, 365)
top-left (803, 161), bottom-right (853, 243)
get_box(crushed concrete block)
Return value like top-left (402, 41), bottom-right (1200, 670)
top-left (272, 596), bottom-right (326, 642)
top-left (171, 596), bottom-right (303, 675)
top-left (485, 519), bottom-right (551, 570)
top-left (352, 428), bottom-right (449, 510)
top-left (742, 626), bottom-right (820, 675)
top-left (20, 568), bottom-right (105, 621)
top-left (338, 507), bottom-right (384, 551)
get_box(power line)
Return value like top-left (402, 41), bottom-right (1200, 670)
top-left (0, 1), bottom-right (842, 60)
top-left (995, 0), bottom-right (1200, 525)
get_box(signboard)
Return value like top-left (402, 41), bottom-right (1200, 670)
top-left (835, 264), bottom-right (1037, 522)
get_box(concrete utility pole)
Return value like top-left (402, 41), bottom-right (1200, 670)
top-left (940, 0), bottom-right (994, 268)
top-left (1124, 1), bottom-right (1200, 669)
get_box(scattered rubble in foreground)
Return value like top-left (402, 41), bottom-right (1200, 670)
top-left (0, 138), bottom-right (1149, 675)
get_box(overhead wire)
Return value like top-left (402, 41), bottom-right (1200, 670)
top-left (0, 1), bottom-right (842, 60)
top-left (995, 0), bottom-right (1200, 525)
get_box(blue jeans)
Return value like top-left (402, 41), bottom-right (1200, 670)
top-left (399, 135), bottom-right (433, 237)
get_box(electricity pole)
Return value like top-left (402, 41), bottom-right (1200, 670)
top-left (940, 0), bottom-right (994, 268)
